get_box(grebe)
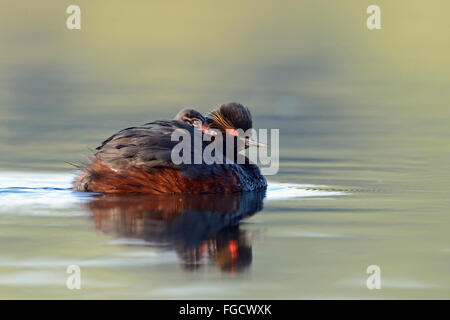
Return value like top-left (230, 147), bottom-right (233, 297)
top-left (73, 102), bottom-right (267, 194)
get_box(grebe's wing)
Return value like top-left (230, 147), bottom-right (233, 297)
top-left (94, 120), bottom-right (189, 171)
top-left (94, 120), bottom-right (225, 179)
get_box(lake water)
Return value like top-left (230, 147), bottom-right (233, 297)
top-left (1, 1), bottom-right (450, 299)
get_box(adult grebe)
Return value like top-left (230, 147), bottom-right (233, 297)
top-left (73, 102), bottom-right (267, 194)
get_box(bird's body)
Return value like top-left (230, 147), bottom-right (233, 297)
top-left (73, 103), bottom-right (267, 194)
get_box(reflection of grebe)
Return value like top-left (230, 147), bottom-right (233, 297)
top-left (178, 227), bottom-right (253, 273)
top-left (84, 191), bottom-right (265, 273)
top-left (73, 103), bottom-right (267, 194)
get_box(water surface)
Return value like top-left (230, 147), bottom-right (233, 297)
top-left (1, 0), bottom-right (450, 299)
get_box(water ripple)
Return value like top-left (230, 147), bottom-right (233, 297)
top-left (0, 171), bottom-right (345, 215)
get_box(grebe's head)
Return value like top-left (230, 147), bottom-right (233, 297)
top-left (174, 108), bottom-right (205, 126)
top-left (206, 102), bottom-right (266, 149)
top-left (174, 108), bottom-right (216, 135)
top-left (206, 102), bottom-right (252, 132)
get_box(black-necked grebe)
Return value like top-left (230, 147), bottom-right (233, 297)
top-left (73, 102), bottom-right (267, 194)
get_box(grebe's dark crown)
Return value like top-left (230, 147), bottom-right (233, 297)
top-left (206, 102), bottom-right (253, 132)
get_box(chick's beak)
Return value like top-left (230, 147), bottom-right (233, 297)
top-left (201, 125), bottom-right (218, 136)
top-left (193, 122), bottom-right (218, 136)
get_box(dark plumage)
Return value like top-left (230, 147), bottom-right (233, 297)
top-left (73, 103), bottom-right (267, 194)
top-left (207, 102), bottom-right (253, 132)
top-left (174, 108), bottom-right (205, 126)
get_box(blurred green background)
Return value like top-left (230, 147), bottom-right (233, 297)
top-left (1, 1), bottom-right (450, 299)
top-left (1, 0), bottom-right (449, 170)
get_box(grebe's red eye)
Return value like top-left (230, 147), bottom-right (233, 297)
top-left (228, 129), bottom-right (238, 136)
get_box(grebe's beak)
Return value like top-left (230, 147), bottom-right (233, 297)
top-left (227, 129), bottom-right (267, 148)
top-left (245, 137), bottom-right (268, 148)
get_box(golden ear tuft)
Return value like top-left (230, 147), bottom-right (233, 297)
top-left (208, 110), bottom-right (235, 131)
